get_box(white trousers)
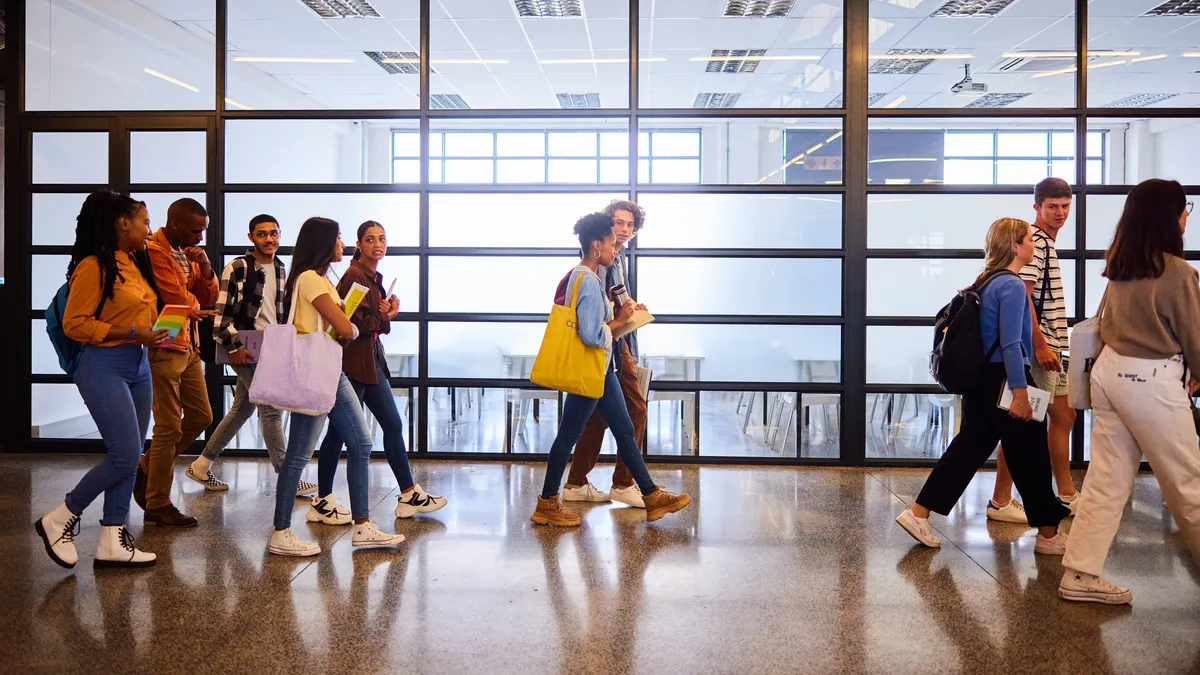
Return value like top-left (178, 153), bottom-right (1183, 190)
top-left (1063, 347), bottom-right (1200, 576)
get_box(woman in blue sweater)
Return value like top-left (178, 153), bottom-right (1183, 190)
top-left (897, 217), bottom-right (1071, 552)
top-left (531, 212), bottom-right (692, 527)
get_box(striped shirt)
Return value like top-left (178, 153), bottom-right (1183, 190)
top-left (1020, 227), bottom-right (1066, 352)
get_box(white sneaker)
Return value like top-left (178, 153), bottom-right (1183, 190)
top-left (1035, 531), bottom-right (1068, 555)
top-left (562, 482), bottom-right (611, 503)
top-left (1059, 491), bottom-right (1081, 516)
top-left (395, 484), bottom-right (448, 518)
top-left (610, 484), bottom-right (646, 508)
top-left (986, 498), bottom-right (1029, 524)
top-left (95, 525), bottom-right (156, 569)
top-left (1058, 568), bottom-right (1132, 605)
top-left (896, 507), bottom-right (942, 548)
top-left (352, 520), bottom-right (406, 548)
top-left (306, 494), bottom-right (351, 526)
top-left (296, 480), bottom-right (319, 498)
top-left (35, 503), bottom-right (81, 568)
top-left (186, 465), bottom-right (229, 491)
top-left (268, 528), bottom-right (321, 557)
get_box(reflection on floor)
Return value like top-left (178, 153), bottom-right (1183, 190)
top-left (4, 456), bottom-right (1198, 673)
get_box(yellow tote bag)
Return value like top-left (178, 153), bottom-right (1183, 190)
top-left (530, 271), bottom-right (608, 398)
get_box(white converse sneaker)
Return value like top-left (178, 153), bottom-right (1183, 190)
top-left (896, 507), bottom-right (942, 548)
top-left (986, 498), bottom-right (1029, 524)
top-left (95, 525), bottom-right (156, 569)
top-left (306, 494), bottom-right (352, 526)
top-left (268, 528), bottom-right (321, 557)
top-left (395, 484), bottom-right (447, 518)
top-left (35, 503), bottom-right (81, 568)
top-left (352, 520), bottom-right (406, 548)
top-left (296, 480), bottom-right (319, 498)
top-left (610, 484), bottom-right (646, 508)
top-left (1035, 531), bottom-right (1069, 556)
top-left (1059, 567), bottom-right (1132, 605)
top-left (562, 482), bottom-right (611, 503)
top-left (1059, 491), bottom-right (1081, 517)
top-left (186, 465), bottom-right (229, 491)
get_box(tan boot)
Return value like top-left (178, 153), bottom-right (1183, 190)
top-left (531, 496), bottom-right (581, 527)
top-left (643, 488), bottom-right (692, 522)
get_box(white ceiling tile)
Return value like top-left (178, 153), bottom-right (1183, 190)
top-left (433, 0), bottom-right (522, 20)
top-left (641, 19), bottom-right (718, 50)
top-left (582, 18), bottom-right (630, 48)
top-left (521, 19), bottom-right (593, 49)
top-left (640, 0), bottom-right (727, 19)
top-left (322, 16), bottom-right (414, 48)
top-left (178, 20), bottom-right (218, 44)
top-left (228, 0), bottom-right (315, 21)
top-left (1085, 0), bottom-right (1164, 19)
top-left (454, 19), bottom-right (532, 50)
top-left (226, 20), bottom-right (295, 52)
top-left (132, 0), bottom-right (215, 21)
top-left (367, 0), bottom-right (422, 19)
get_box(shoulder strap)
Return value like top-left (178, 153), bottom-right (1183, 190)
top-left (1035, 236), bottom-right (1051, 319)
top-left (567, 270), bottom-right (588, 310)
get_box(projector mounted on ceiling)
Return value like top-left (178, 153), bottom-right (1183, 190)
top-left (951, 64), bottom-right (988, 95)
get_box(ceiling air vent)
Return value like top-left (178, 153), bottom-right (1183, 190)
top-left (365, 51), bottom-right (425, 75)
top-left (722, 0), bottom-right (796, 17)
top-left (693, 92), bottom-right (743, 108)
top-left (705, 49), bottom-right (767, 73)
top-left (964, 92), bottom-right (1030, 108)
top-left (931, 0), bottom-right (1018, 17)
top-left (514, 0), bottom-right (583, 17)
top-left (430, 94), bottom-right (470, 109)
top-left (300, 0), bottom-right (382, 19)
top-left (1144, 0), bottom-right (1200, 15)
top-left (870, 49), bottom-right (946, 75)
top-left (826, 93), bottom-right (885, 108)
top-left (1106, 93), bottom-right (1179, 108)
top-left (557, 93), bottom-right (601, 108)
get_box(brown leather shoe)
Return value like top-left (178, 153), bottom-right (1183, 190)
top-left (643, 488), bottom-right (692, 522)
top-left (133, 464), bottom-right (148, 511)
top-left (530, 496), bottom-right (581, 527)
top-left (144, 504), bottom-right (198, 528)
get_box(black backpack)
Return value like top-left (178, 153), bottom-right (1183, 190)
top-left (929, 269), bottom-right (1017, 394)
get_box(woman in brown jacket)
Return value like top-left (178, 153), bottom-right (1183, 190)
top-left (312, 221), bottom-right (447, 521)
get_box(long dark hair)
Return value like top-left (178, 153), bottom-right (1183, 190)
top-left (284, 217), bottom-right (340, 310)
top-left (68, 189), bottom-right (159, 315)
top-left (1104, 179), bottom-right (1187, 281)
top-left (352, 220), bottom-right (383, 261)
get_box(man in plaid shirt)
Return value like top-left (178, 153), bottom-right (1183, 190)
top-left (187, 215), bottom-right (316, 496)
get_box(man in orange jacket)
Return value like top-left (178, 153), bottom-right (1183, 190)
top-left (134, 198), bottom-right (219, 527)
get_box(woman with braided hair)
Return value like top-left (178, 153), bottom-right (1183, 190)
top-left (35, 189), bottom-right (169, 570)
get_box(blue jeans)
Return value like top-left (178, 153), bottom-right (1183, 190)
top-left (273, 373), bottom-right (373, 528)
top-left (541, 369), bottom-right (656, 499)
top-left (317, 360), bottom-right (414, 494)
top-left (66, 344), bottom-right (152, 526)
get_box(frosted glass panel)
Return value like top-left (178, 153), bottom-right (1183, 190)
top-left (639, 258), bottom-right (841, 316)
top-left (869, 194), bottom-right (1076, 251)
top-left (33, 193), bottom-right (89, 246)
top-left (637, 194), bottom-right (842, 249)
top-left (428, 193), bottom-right (627, 248)
top-left (33, 133), bottom-right (107, 184)
top-left (130, 132), bottom-right (206, 184)
top-left (638, 325), bottom-right (841, 383)
top-left (867, 326), bottom-right (934, 385)
top-left (428, 257), bottom-right (578, 313)
top-left (225, 193), bottom-right (418, 247)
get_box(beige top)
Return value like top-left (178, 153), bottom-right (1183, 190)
top-left (1100, 255), bottom-right (1200, 368)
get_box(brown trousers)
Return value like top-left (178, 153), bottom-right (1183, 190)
top-left (566, 343), bottom-right (647, 489)
top-left (140, 348), bottom-right (212, 509)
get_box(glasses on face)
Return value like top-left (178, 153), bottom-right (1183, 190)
top-left (1188, 201), bottom-right (1195, 215)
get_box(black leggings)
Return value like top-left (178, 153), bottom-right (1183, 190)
top-left (916, 364), bottom-right (1071, 528)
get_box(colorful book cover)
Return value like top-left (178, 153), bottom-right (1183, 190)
top-left (152, 304), bottom-right (192, 347)
top-left (328, 283), bottom-right (370, 338)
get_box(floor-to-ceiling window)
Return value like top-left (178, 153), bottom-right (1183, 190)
top-left (8, 0), bottom-right (1199, 465)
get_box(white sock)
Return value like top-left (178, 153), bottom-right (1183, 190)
top-left (192, 456), bottom-right (213, 475)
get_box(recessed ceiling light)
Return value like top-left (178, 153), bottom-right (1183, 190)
top-left (144, 68), bottom-right (199, 92)
top-left (540, 57), bottom-right (667, 64)
top-left (693, 92), bottom-right (742, 108)
top-left (722, 0), bottom-right (796, 17)
top-left (1089, 59), bottom-right (1127, 69)
top-left (870, 49), bottom-right (947, 74)
top-left (931, 0), bottom-right (1018, 17)
top-left (702, 49), bottom-right (768, 73)
top-left (1144, 1), bottom-right (1200, 16)
top-left (1106, 93), bottom-right (1179, 107)
top-left (1132, 54), bottom-right (1169, 62)
top-left (964, 92), bottom-right (1030, 108)
top-left (232, 56), bottom-right (356, 63)
top-left (557, 92), bottom-right (601, 108)
top-left (300, 0), bottom-right (381, 19)
top-left (514, 0), bottom-right (583, 18)
top-left (430, 94), bottom-right (470, 109)
top-left (365, 51), bottom-right (424, 75)
top-left (1032, 65), bottom-right (1077, 78)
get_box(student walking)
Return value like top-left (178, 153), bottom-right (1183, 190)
top-left (36, 190), bottom-right (166, 569)
top-left (189, 214), bottom-right (318, 497)
top-left (268, 217), bottom-right (405, 556)
top-left (988, 177), bottom-right (1081, 524)
top-left (1060, 179), bottom-right (1200, 605)
top-left (314, 220), bottom-right (446, 522)
top-left (531, 212), bottom-right (691, 527)
top-left (896, 217), bottom-right (1070, 552)
top-left (136, 198), bottom-right (219, 527)
top-left (562, 200), bottom-right (651, 508)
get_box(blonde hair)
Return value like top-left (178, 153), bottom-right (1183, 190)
top-left (977, 217), bottom-right (1031, 284)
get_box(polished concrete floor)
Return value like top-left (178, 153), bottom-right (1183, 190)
top-left (3, 455), bottom-right (1198, 674)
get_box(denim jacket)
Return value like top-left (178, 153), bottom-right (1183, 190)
top-left (597, 248), bottom-right (639, 363)
top-left (562, 265), bottom-right (615, 371)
